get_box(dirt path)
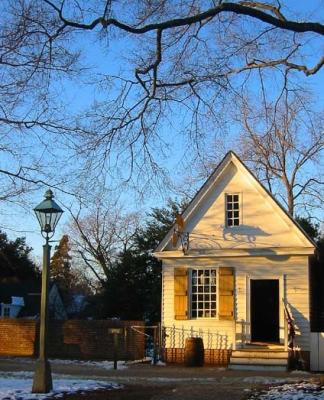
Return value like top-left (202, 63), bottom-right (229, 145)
top-left (64, 382), bottom-right (254, 400)
top-left (0, 358), bottom-right (316, 400)
top-left (64, 385), bottom-right (173, 400)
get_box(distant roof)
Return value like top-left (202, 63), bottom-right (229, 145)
top-left (0, 280), bottom-right (40, 304)
top-left (0, 279), bottom-right (62, 317)
top-left (11, 297), bottom-right (25, 306)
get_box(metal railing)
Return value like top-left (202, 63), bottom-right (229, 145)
top-left (282, 299), bottom-right (308, 370)
top-left (282, 299), bottom-right (295, 351)
top-left (162, 325), bottom-right (230, 350)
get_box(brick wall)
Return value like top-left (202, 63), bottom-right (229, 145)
top-left (0, 319), bottom-right (145, 360)
top-left (0, 319), bottom-right (37, 356)
top-left (163, 348), bottom-right (231, 365)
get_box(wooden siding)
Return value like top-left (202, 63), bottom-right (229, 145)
top-left (164, 160), bottom-right (311, 253)
top-left (162, 255), bottom-right (310, 351)
top-left (163, 264), bottom-right (235, 350)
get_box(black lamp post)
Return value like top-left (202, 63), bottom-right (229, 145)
top-left (32, 189), bottom-right (63, 393)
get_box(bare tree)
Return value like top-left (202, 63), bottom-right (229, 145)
top-left (1, 1), bottom-right (323, 202)
top-left (239, 89), bottom-right (323, 217)
top-left (0, 0), bottom-right (86, 205)
top-left (41, 0), bottom-right (324, 175)
top-left (67, 196), bottom-right (141, 285)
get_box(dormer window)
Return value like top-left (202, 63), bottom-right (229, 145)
top-left (226, 194), bottom-right (240, 227)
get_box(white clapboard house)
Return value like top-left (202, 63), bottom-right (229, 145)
top-left (154, 151), bottom-right (316, 370)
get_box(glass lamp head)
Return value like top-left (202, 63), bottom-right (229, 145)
top-left (34, 189), bottom-right (63, 235)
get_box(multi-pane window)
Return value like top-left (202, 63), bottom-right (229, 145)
top-left (226, 194), bottom-right (240, 226)
top-left (191, 269), bottom-right (217, 318)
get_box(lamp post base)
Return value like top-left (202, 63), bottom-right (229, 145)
top-left (32, 359), bottom-right (53, 393)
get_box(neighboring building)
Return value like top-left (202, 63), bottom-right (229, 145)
top-left (66, 294), bottom-right (88, 318)
top-left (0, 280), bottom-right (67, 320)
top-left (154, 151), bottom-right (315, 370)
top-left (0, 296), bottom-right (25, 318)
top-left (48, 283), bottom-right (68, 320)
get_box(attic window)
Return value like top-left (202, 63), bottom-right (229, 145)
top-left (226, 194), bottom-right (240, 227)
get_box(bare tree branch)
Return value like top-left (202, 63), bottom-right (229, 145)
top-left (45, 1), bottom-right (324, 35)
top-left (1, 0), bottom-right (323, 205)
top-left (239, 87), bottom-right (323, 215)
top-left (66, 195), bottom-right (141, 284)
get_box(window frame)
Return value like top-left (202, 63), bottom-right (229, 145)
top-left (189, 268), bottom-right (219, 319)
top-left (225, 193), bottom-right (241, 227)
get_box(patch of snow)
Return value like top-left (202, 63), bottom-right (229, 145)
top-left (243, 377), bottom-right (292, 385)
top-left (1, 357), bottom-right (128, 370)
top-left (154, 360), bottom-right (166, 366)
top-left (125, 357), bottom-right (152, 365)
top-left (146, 377), bottom-right (217, 382)
top-left (249, 382), bottom-right (324, 399)
top-left (0, 371), bottom-right (120, 400)
top-left (290, 370), bottom-right (311, 375)
top-left (50, 358), bottom-right (128, 370)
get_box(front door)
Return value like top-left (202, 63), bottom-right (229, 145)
top-left (251, 279), bottom-right (279, 343)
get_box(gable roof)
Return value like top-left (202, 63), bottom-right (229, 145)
top-left (155, 151), bottom-right (315, 253)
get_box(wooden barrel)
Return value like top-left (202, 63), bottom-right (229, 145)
top-left (184, 337), bottom-right (204, 367)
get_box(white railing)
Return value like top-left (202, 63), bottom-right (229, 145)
top-left (162, 325), bottom-right (230, 349)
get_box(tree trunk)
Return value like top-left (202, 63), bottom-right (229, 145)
top-left (287, 189), bottom-right (294, 216)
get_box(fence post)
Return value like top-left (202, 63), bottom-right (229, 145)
top-left (113, 333), bottom-right (118, 369)
top-left (161, 325), bottom-right (166, 362)
top-left (233, 320), bottom-right (236, 351)
top-left (284, 316), bottom-right (288, 351)
top-left (157, 322), bottom-right (161, 361)
top-left (108, 328), bottom-right (123, 369)
top-left (153, 326), bottom-right (157, 365)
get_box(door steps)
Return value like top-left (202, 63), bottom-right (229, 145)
top-left (229, 347), bottom-right (288, 371)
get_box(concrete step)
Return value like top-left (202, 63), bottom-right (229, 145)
top-left (244, 343), bottom-right (284, 350)
top-left (228, 363), bottom-right (287, 371)
top-left (228, 348), bottom-right (288, 371)
top-left (230, 357), bottom-right (288, 365)
top-left (232, 350), bottom-right (288, 358)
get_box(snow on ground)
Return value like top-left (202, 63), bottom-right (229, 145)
top-left (0, 371), bottom-right (121, 400)
top-left (50, 358), bottom-right (128, 370)
top-left (2, 357), bottom-right (129, 370)
top-left (243, 377), bottom-right (296, 385)
top-left (249, 382), bottom-right (324, 400)
top-left (154, 360), bottom-right (166, 366)
top-left (290, 370), bottom-right (312, 375)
